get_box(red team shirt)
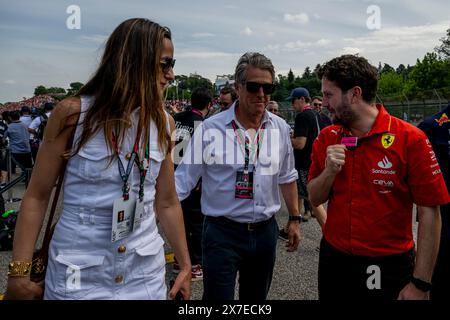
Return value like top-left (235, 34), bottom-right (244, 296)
top-left (309, 105), bottom-right (450, 257)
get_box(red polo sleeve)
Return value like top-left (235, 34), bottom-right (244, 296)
top-left (309, 131), bottom-right (327, 182)
top-left (407, 129), bottom-right (450, 206)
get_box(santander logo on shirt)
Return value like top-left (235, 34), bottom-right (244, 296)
top-left (377, 156), bottom-right (392, 169)
top-left (371, 156), bottom-right (396, 175)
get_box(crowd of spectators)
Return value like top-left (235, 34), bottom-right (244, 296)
top-left (0, 95), bottom-right (55, 113)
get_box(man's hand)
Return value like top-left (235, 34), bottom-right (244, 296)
top-left (397, 282), bottom-right (429, 300)
top-left (325, 144), bottom-right (346, 175)
top-left (168, 268), bottom-right (191, 300)
top-left (285, 221), bottom-right (300, 252)
top-left (4, 277), bottom-right (43, 300)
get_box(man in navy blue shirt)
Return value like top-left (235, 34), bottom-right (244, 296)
top-left (418, 101), bottom-right (450, 300)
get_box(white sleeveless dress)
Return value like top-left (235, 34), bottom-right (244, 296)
top-left (44, 96), bottom-right (168, 299)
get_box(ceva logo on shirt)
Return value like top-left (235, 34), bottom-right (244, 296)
top-left (377, 156), bottom-right (392, 169)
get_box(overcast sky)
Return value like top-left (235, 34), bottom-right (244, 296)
top-left (0, 0), bottom-right (449, 103)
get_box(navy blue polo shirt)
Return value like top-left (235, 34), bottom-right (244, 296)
top-left (418, 103), bottom-right (450, 191)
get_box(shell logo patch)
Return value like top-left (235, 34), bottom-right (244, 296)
top-left (381, 133), bottom-right (395, 149)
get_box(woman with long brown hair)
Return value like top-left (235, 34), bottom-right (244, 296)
top-left (5, 18), bottom-right (191, 300)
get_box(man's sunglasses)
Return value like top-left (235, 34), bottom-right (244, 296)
top-left (160, 58), bottom-right (176, 73)
top-left (245, 82), bottom-right (275, 94)
top-left (313, 103), bottom-right (322, 107)
top-left (219, 101), bottom-right (229, 107)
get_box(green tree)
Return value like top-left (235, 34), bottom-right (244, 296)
top-left (34, 85), bottom-right (47, 96)
top-left (295, 78), bottom-right (321, 97)
top-left (377, 62), bottom-right (382, 74)
top-left (277, 74), bottom-right (287, 85)
top-left (47, 87), bottom-right (66, 94)
top-left (67, 82), bottom-right (84, 96)
top-left (381, 63), bottom-right (395, 74)
top-left (435, 28), bottom-right (450, 60)
top-left (409, 52), bottom-right (450, 92)
top-left (396, 64), bottom-right (406, 75)
top-left (378, 72), bottom-right (405, 96)
top-left (170, 74), bottom-right (213, 100)
top-left (313, 63), bottom-right (321, 78)
top-left (301, 67), bottom-right (312, 79)
top-left (287, 69), bottom-right (295, 83)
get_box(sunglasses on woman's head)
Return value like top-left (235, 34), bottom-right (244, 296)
top-left (160, 57), bottom-right (176, 73)
top-left (245, 82), bottom-right (275, 95)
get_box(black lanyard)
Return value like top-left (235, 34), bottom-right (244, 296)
top-left (134, 142), bottom-right (150, 201)
top-left (112, 131), bottom-right (142, 201)
top-left (231, 120), bottom-right (266, 174)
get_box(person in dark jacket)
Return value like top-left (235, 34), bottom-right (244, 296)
top-left (418, 101), bottom-right (450, 301)
top-left (173, 87), bottom-right (212, 281)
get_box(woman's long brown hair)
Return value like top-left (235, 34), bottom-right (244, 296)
top-left (76, 18), bottom-right (172, 157)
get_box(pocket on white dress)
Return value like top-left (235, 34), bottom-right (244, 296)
top-left (131, 235), bottom-right (165, 280)
top-left (54, 253), bottom-right (106, 299)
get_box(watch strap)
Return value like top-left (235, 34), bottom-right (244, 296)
top-left (410, 276), bottom-right (432, 292)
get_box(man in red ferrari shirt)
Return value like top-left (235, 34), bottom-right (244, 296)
top-left (308, 54), bottom-right (449, 300)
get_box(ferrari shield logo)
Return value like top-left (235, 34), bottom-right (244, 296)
top-left (381, 134), bottom-right (395, 149)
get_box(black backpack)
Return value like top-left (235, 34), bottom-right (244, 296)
top-left (0, 120), bottom-right (7, 148)
top-left (0, 210), bottom-right (18, 251)
top-left (36, 113), bottom-right (48, 141)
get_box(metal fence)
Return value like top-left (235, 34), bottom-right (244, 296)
top-left (0, 148), bottom-right (32, 213)
top-left (277, 88), bottom-right (449, 127)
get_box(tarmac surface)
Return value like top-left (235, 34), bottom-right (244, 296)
top-left (0, 175), bottom-right (418, 300)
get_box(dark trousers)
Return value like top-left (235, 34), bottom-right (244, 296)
top-left (30, 139), bottom-right (39, 162)
top-left (181, 201), bottom-right (204, 266)
top-left (202, 215), bottom-right (278, 301)
top-left (431, 202), bottom-right (450, 300)
top-left (318, 237), bottom-right (414, 300)
top-left (0, 148), bottom-right (7, 172)
top-left (11, 152), bottom-right (33, 172)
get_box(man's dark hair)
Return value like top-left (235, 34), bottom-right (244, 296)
top-left (235, 52), bottom-right (275, 85)
top-left (1, 111), bottom-right (10, 123)
top-left (318, 55), bottom-right (379, 103)
top-left (220, 85), bottom-right (238, 102)
top-left (191, 87), bottom-right (212, 111)
top-left (43, 102), bottom-right (55, 111)
top-left (21, 106), bottom-right (31, 114)
top-left (10, 111), bottom-right (20, 121)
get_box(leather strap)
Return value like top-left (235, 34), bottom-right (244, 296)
top-left (40, 119), bottom-right (78, 252)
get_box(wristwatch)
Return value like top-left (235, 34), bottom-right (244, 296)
top-left (410, 276), bottom-right (432, 292)
top-left (288, 215), bottom-right (303, 222)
